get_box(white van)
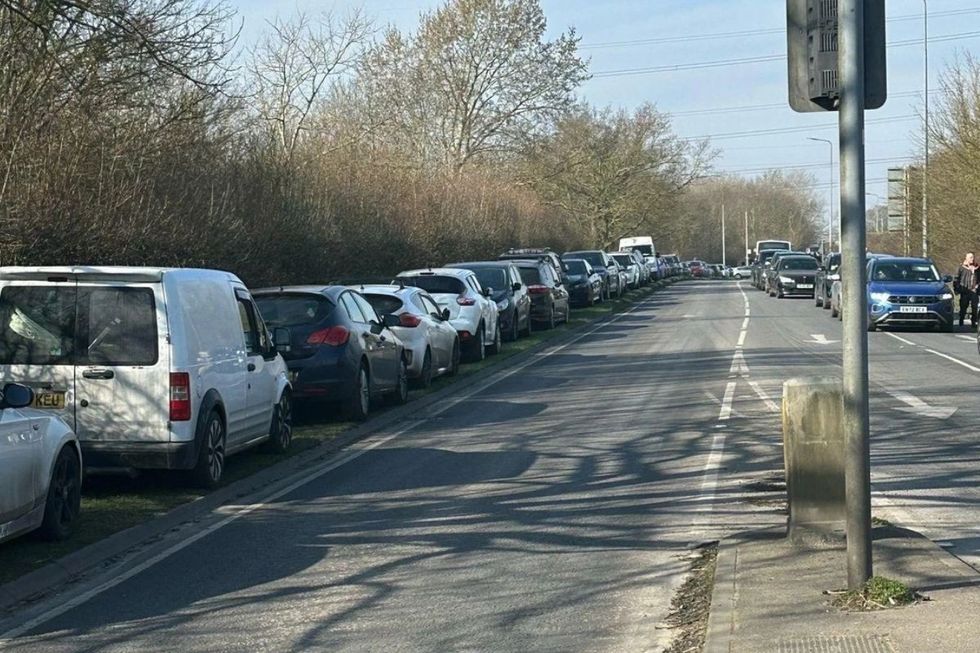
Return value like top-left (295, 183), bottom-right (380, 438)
top-left (619, 237), bottom-right (656, 259)
top-left (0, 267), bottom-right (292, 486)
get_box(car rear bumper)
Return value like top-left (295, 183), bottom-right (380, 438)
top-left (569, 286), bottom-right (593, 304)
top-left (286, 351), bottom-right (357, 399)
top-left (82, 440), bottom-right (198, 471)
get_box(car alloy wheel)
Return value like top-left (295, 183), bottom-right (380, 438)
top-left (356, 365), bottom-right (371, 419)
top-left (509, 312), bottom-right (519, 341)
top-left (417, 349), bottom-right (433, 388)
top-left (390, 360), bottom-right (409, 404)
top-left (449, 340), bottom-right (461, 375)
top-left (39, 446), bottom-right (81, 540)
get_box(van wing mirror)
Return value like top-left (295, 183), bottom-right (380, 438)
top-left (1, 383), bottom-right (34, 409)
top-left (272, 327), bottom-right (292, 354)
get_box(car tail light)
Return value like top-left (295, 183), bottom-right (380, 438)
top-left (170, 372), bottom-right (191, 422)
top-left (528, 284), bottom-right (549, 294)
top-left (399, 313), bottom-right (422, 327)
top-left (457, 296), bottom-right (476, 306)
top-left (458, 330), bottom-right (472, 340)
top-left (307, 326), bottom-right (350, 346)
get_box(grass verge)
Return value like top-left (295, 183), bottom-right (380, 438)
top-left (0, 279), bottom-right (683, 586)
top-left (664, 543), bottom-right (719, 653)
top-left (829, 576), bottom-right (919, 611)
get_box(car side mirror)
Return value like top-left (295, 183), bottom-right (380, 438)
top-left (370, 320), bottom-right (385, 335)
top-left (943, 275), bottom-right (954, 283)
top-left (1, 383), bottom-right (34, 409)
top-left (512, 282), bottom-right (522, 291)
top-left (383, 313), bottom-right (400, 328)
top-left (272, 327), bottom-right (292, 354)
top-left (441, 308), bottom-right (451, 321)
top-left (483, 287), bottom-right (493, 297)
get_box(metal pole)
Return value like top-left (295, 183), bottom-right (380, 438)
top-left (839, 0), bottom-right (872, 590)
top-left (721, 203), bottom-right (727, 266)
top-left (744, 210), bottom-right (750, 266)
top-left (808, 137), bottom-right (835, 251)
top-left (922, 0), bottom-right (929, 257)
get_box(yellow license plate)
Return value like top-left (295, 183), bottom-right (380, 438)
top-left (32, 391), bottom-right (66, 409)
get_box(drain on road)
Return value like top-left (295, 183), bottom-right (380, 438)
top-left (776, 634), bottom-right (895, 652)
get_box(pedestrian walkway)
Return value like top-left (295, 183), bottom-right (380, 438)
top-left (705, 526), bottom-right (980, 652)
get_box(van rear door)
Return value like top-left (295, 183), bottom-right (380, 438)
top-left (0, 281), bottom-right (78, 431)
top-left (73, 283), bottom-right (170, 443)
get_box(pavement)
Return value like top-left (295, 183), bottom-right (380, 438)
top-left (705, 526), bottom-right (980, 653)
top-left (1, 279), bottom-right (979, 652)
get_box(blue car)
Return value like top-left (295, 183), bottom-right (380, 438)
top-left (866, 257), bottom-right (955, 332)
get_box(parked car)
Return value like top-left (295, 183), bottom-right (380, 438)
top-left (498, 248), bottom-right (567, 284)
top-left (763, 251), bottom-right (805, 294)
top-left (0, 383), bottom-right (81, 544)
top-left (606, 257), bottom-right (628, 297)
top-left (514, 259), bottom-right (571, 328)
top-left (769, 255), bottom-right (819, 298)
top-left (732, 265), bottom-right (753, 279)
top-left (611, 253), bottom-right (641, 290)
top-left (255, 286), bottom-right (407, 422)
top-left (449, 261), bottom-right (531, 342)
top-left (867, 257), bottom-right (954, 332)
top-left (752, 250), bottom-right (780, 289)
top-left (830, 253), bottom-right (892, 320)
top-left (628, 250), bottom-right (650, 285)
top-left (360, 285), bottom-right (460, 388)
top-left (687, 260), bottom-right (706, 278)
top-left (564, 258), bottom-right (603, 306)
top-left (0, 266), bottom-right (293, 487)
top-left (815, 252), bottom-right (841, 309)
top-left (397, 268), bottom-right (500, 362)
top-left (564, 250), bottom-right (620, 300)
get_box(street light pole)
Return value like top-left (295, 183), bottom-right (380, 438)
top-left (808, 137), bottom-right (835, 252)
top-left (721, 203), bottom-right (727, 266)
top-left (744, 210), bottom-right (750, 266)
top-left (922, 0), bottom-right (930, 257)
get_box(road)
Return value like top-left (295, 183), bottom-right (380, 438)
top-left (1, 281), bottom-right (978, 651)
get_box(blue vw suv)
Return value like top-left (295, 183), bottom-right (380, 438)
top-left (866, 257), bottom-right (954, 332)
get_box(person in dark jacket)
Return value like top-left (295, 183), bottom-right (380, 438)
top-left (956, 252), bottom-right (979, 328)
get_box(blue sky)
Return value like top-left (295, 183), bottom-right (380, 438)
top-left (231, 0), bottom-right (980, 222)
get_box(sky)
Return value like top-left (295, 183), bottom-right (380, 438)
top-left (231, 0), bottom-right (980, 238)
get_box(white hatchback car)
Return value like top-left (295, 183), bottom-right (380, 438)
top-left (397, 268), bottom-right (500, 362)
top-left (0, 382), bottom-right (82, 544)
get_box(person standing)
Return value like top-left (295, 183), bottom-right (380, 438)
top-left (956, 252), bottom-right (979, 328)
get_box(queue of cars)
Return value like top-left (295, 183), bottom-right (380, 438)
top-left (0, 245), bottom-right (675, 545)
top-left (745, 248), bottom-right (958, 332)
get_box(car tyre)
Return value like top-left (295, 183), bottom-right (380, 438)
top-left (265, 391), bottom-right (293, 454)
top-left (413, 349), bottom-right (433, 389)
top-left (448, 339), bottom-right (461, 376)
top-left (38, 445), bottom-right (82, 541)
top-left (487, 323), bottom-right (502, 355)
top-left (388, 359), bottom-right (409, 405)
top-left (346, 362), bottom-right (371, 422)
top-left (508, 312), bottom-right (520, 342)
top-left (466, 325), bottom-right (486, 362)
top-left (193, 411), bottom-right (226, 488)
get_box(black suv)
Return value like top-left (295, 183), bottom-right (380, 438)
top-left (499, 248), bottom-right (567, 284)
top-left (815, 252), bottom-right (841, 309)
top-left (514, 259), bottom-right (570, 329)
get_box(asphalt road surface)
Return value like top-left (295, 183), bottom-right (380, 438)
top-left (1, 281), bottom-right (977, 652)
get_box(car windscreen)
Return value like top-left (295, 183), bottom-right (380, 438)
top-left (612, 255), bottom-right (633, 267)
top-left (468, 268), bottom-right (507, 292)
top-left (566, 252), bottom-right (604, 267)
top-left (364, 294), bottom-right (403, 315)
top-left (871, 262), bottom-right (940, 282)
top-left (565, 260), bottom-right (588, 275)
top-left (826, 254), bottom-right (841, 271)
top-left (0, 285), bottom-right (158, 366)
top-left (518, 267), bottom-right (543, 286)
top-left (255, 294), bottom-right (334, 327)
top-left (779, 258), bottom-right (818, 271)
top-left (400, 275), bottom-right (466, 295)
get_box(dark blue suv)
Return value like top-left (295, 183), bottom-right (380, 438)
top-left (866, 257), bottom-right (954, 332)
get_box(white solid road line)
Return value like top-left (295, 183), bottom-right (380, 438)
top-left (719, 381), bottom-right (736, 421)
top-left (0, 289), bottom-right (667, 642)
top-left (923, 348), bottom-right (980, 373)
top-left (736, 330), bottom-right (747, 347)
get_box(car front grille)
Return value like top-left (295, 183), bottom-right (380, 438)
top-left (888, 295), bottom-right (936, 304)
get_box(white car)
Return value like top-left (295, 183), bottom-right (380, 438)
top-left (0, 266), bottom-right (293, 487)
top-left (359, 285), bottom-right (461, 387)
top-left (611, 253), bottom-right (641, 289)
top-left (0, 383), bottom-right (82, 544)
top-left (397, 268), bottom-right (500, 362)
top-left (733, 266), bottom-right (753, 279)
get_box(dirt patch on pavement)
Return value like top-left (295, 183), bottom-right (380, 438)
top-left (664, 543), bottom-right (718, 653)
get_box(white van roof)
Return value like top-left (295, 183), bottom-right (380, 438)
top-left (0, 266), bottom-right (242, 284)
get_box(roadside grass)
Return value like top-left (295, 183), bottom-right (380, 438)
top-left (0, 279), bottom-right (679, 586)
top-left (830, 576), bottom-right (918, 611)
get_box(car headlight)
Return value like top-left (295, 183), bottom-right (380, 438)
top-left (870, 292), bottom-right (890, 302)
top-left (497, 298), bottom-right (510, 310)
top-left (939, 292), bottom-right (954, 301)
top-left (778, 276), bottom-right (794, 284)
top-left (828, 273), bottom-right (840, 281)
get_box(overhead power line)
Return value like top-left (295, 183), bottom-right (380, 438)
top-left (668, 89), bottom-right (937, 118)
top-left (718, 156), bottom-right (912, 175)
top-left (682, 115), bottom-right (917, 142)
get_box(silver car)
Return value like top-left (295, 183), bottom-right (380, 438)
top-left (360, 285), bottom-right (461, 388)
top-left (0, 383), bottom-right (82, 543)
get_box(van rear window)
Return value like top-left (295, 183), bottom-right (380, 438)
top-left (0, 286), bottom-right (158, 366)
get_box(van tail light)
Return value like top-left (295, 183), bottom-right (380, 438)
top-left (170, 373), bottom-right (192, 422)
top-left (307, 326), bottom-right (350, 346)
top-left (456, 296), bottom-right (476, 306)
top-left (399, 313), bottom-right (422, 327)
top-left (527, 284), bottom-right (549, 294)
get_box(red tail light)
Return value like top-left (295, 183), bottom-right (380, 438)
top-left (527, 284), bottom-right (549, 294)
top-left (399, 313), bottom-right (422, 327)
top-left (307, 326), bottom-right (350, 346)
top-left (170, 372), bottom-right (191, 422)
top-left (456, 296), bottom-right (476, 306)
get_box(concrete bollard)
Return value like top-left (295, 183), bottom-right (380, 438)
top-left (782, 377), bottom-right (847, 545)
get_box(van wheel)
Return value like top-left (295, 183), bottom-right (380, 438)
top-left (266, 391), bottom-right (293, 454)
top-left (193, 411), bottom-right (226, 488)
top-left (346, 363), bottom-right (371, 421)
top-left (38, 446), bottom-right (81, 541)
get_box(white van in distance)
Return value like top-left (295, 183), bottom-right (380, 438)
top-left (619, 237), bottom-right (656, 259)
top-left (0, 267), bottom-right (293, 486)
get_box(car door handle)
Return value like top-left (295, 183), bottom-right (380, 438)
top-left (247, 363), bottom-right (256, 372)
top-left (82, 369), bottom-right (114, 380)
